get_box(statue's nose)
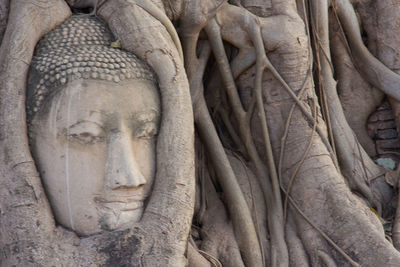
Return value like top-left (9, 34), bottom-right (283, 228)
top-left (105, 130), bottom-right (147, 190)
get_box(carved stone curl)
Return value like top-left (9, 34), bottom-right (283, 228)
top-left (27, 16), bottom-right (155, 120)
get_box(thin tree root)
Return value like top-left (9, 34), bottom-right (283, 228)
top-left (251, 18), bottom-right (284, 235)
top-left (204, 7), bottom-right (338, 265)
top-left (284, 97), bottom-right (317, 220)
top-left (310, 0), bottom-right (337, 161)
top-left (219, 107), bottom-right (247, 155)
top-left (278, 69), bottom-right (311, 191)
top-left (189, 237), bottom-right (223, 267)
top-left (283, 188), bottom-right (360, 267)
top-left (205, 18), bottom-right (288, 267)
top-left (214, 2), bottom-right (337, 169)
top-left (233, 152), bottom-right (265, 266)
top-left (183, 35), bottom-right (263, 266)
top-left (188, 240), bottom-right (213, 267)
top-left (310, 0), bottom-right (385, 211)
top-left (197, 250), bottom-right (223, 267)
top-left (263, 55), bottom-right (338, 168)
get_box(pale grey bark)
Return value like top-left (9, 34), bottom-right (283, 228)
top-left (1, 0), bottom-right (400, 266)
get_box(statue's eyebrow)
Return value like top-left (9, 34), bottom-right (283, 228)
top-left (129, 109), bottom-right (160, 122)
top-left (67, 120), bottom-right (105, 131)
top-left (64, 110), bottom-right (105, 129)
top-left (128, 109), bottom-right (160, 130)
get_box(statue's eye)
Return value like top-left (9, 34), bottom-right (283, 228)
top-left (134, 123), bottom-right (158, 140)
top-left (69, 132), bottom-right (103, 144)
top-left (67, 121), bottom-right (105, 144)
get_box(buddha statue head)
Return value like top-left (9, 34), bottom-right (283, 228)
top-left (27, 16), bottom-right (160, 236)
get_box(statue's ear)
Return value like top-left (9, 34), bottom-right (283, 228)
top-left (0, 0), bottom-right (71, 252)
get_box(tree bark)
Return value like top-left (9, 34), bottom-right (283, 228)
top-left (1, 0), bottom-right (400, 266)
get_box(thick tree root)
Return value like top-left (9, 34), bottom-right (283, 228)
top-left (127, 0), bottom-right (184, 62)
top-left (98, 1), bottom-right (196, 264)
top-left (3, 0), bottom-right (400, 266)
top-left (197, 170), bottom-right (245, 267)
top-left (333, 0), bottom-right (400, 102)
top-left (0, 1), bottom-right (72, 265)
top-left (329, 13), bottom-right (383, 158)
top-left (283, 96), bottom-right (317, 219)
top-left (310, 0), bottom-right (387, 213)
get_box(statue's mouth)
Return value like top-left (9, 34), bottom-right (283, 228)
top-left (94, 197), bottom-right (144, 212)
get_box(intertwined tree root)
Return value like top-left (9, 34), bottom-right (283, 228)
top-left (3, 0), bottom-right (400, 266)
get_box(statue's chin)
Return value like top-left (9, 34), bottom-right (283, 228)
top-left (99, 207), bottom-right (143, 232)
top-left (69, 207), bottom-right (144, 237)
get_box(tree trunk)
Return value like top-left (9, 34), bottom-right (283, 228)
top-left (1, 0), bottom-right (400, 266)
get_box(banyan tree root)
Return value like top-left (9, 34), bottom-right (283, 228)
top-left (214, 2), bottom-right (338, 167)
top-left (175, 0), bottom-right (378, 265)
top-left (184, 2), bottom-right (341, 265)
top-left (328, 5), bottom-right (384, 158)
top-left (3, 0), bottom-right (400, 266)
top-left (328, 6), bottom-right (393, 215)
top-left (310, 0), bottom-right (389, 214)
top-left (333, 0), bottom-right (400, 102)
top-left (82, 0), bottom-right (400, 264)
top-left (233, 0), bottom-right (400, 265)
top-left (202, 3), bottom-right (341, 265)
top-left (98, 1), bottom-right (197, 265)
top-left (371, 0), bottom-right (400, 142)
top-left (184, 37), bottom-right (264, 266)
top-left (197, 168), bottom-right (245, 267)
top-left (174, 1), bottom-right (286, 265)
top-left (364, 0), bottom-right (400, 250)
top-left (0, 1), bottom-right (72, 265)
top-left (204, 20), bottom-right (287, 266)
top-left (97, 1), bottom-right (390, 266)
top-left (332, 0), bottom-right (400, 181)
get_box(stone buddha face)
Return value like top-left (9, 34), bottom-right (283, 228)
top-left (31, 80), bottom-right (160, 235)
top-left (29, 78), bottom-right (160, 236)
top-left (26, 15), bottom-right (161, 236)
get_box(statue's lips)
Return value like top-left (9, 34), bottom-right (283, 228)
top-left (94, 197), bottom-right (144, 212)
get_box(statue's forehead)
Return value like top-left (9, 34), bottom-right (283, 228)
top-left (46, 79), bottom-right (160, 127)
top-left (27, 15), bottom-right (156, 122)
